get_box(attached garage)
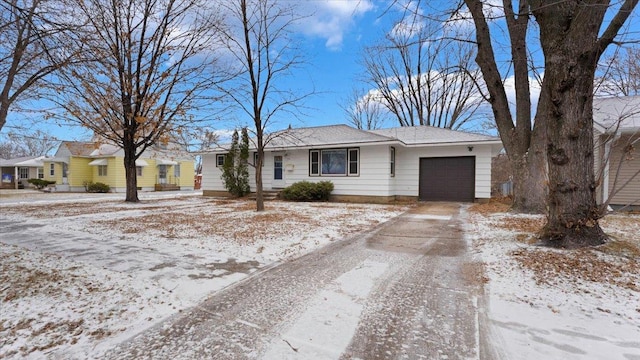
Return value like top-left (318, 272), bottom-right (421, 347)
top-left (419, 157), bottom-right (475, 202)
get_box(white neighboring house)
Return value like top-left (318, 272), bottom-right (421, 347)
top-left (0, 155), bottom-right (46, 189)
top-left (201, 124), bottom-right (503, 203)
top-left (594, 95), bottom-right (640, 209)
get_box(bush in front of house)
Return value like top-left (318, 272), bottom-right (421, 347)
top-left (86, 182), bottom-right (110, 193)
top-left (27, 179), bottom-right (56, 189)
top-left (281, 181), bottom-right (334, 201)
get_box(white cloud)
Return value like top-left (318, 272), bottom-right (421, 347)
top-left (299, 0), bottom-right (375, 51)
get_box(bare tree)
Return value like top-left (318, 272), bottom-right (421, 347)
top-left (190, 128), bottom-right (219, 175)
top-left (340, 87), bottom-right (386, 130)
top-left (361, 6), bottom-right (486, 130)
top-left (55, 0), bottom-right (225, 202)
top-left (466, 0), bottom-right (638, 247)
top-left (462, 0), bottom-right (548, 214)
top-left (595, 46), bottom-right (640, 96)
top-left (0, 0), bottom-right (82, 131)
top-left (0, 129), bottom-right (58, 157)
top-left (217, 0), bottom-right (313, 211)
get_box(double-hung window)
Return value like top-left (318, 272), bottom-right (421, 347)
top-left (50, 163), bottom-right (55, 176)
top-left (19, 167), bottom-right (29, 179)
top-left (98, 165), bottom-right (107, 176)
top-left (309, 148), bottom-right (359, 176)
top-left (216, 154), bottom-right (225, 167)
top-left (38, 167), bottom-right (44, 179)
top-left (174, 164), bottom-right (181, 177)
top-left (136, 166), bottom-right (143, 177)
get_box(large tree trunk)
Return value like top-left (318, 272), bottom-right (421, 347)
top-left (123, 144), bottom-right (139, 203)
top-left (539, 79), bottom-right (607, 246)
top-left (532, 2), bottom-right (610, 247)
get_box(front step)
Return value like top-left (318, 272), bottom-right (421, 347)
top-left (155, 184), bottom-right (180, 191)
top-left (247, 190), bottom-right (280, 200)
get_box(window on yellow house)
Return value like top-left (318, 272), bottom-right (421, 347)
top-left (136, 166), bottom-right (143, 176)
top-left (50, 163), bottom-right (55, 176)
top-left (174, 164), bottom-right (180, 177)
top-left (98, 165), bottom-right (107, 176)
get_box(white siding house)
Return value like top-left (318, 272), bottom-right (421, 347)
top-left (202, 125), bottom-right (503, 203)
top-left (593, 96), bottom-right (640, 209)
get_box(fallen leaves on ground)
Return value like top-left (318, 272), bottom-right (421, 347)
top-left (511, 247), bottom-right (639, 292)
top-left (468, 197), bottom-right (512, 215)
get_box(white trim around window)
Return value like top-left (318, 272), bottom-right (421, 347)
top-left (216, 154), bottom-right (225, 167)
top-left (390, 146), bottom-right (395, 177)
top-left (309, 148), bottom-right (359, 177)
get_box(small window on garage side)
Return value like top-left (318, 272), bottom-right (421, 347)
top-left (216, 154), bottom-right (225, 167)
top-left (390, 147), bottom-right (395, 177)
top-left (98, 165), bottom-right (107, 176)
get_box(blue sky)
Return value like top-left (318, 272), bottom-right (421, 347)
top-left (3, 0), bottom-right (639, 145)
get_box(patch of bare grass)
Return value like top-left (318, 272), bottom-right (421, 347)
top-left (597, 240), bottom-right (640, 259)
top-left (96, 207), bottom-right (319, 242)
top-left (511, 247), bottom-right (639, 292)
top-left (469, 197), bottom-right (512, 214)
top-left (497, 216), bottom-right (545, 233)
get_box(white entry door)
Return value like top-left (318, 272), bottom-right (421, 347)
top-left (272, 154), bottom-right (285, 188)
top-left (158, 165), bottom-right (167, 184)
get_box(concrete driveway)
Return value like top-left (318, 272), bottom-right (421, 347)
top-left (104, 202), bottom-right (488, 359)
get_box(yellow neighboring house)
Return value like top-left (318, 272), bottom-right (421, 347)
top-left (44, 141), bottom-right (194, 192)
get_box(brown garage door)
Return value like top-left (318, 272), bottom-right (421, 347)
top-left (419, 157), bottom-right (475, 202)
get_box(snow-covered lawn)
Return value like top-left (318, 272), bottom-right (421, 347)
top-left (3, 194), bottom-right (638, 359)
top-left (0, 196), bottom-right (409, 359)
top-left (466, 202), bottom-right (640, 359)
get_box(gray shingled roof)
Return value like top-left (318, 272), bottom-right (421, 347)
top-left (369, 126), bottom-right (499, 145)
top-left (0, 155), bottom-right (45, 167)
top-left (593, 96), bottom-right (640, 133)
top-left (203, 124), bottom-right (501, 153)
top-left (266, 124), bottom-right (395, 148)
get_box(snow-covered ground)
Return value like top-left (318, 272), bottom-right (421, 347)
top-left (0, 195), bottom-right (409, 359)
top-left (466, 202), bottom-right (640, 360)
top-left (2, 193), bottom-right (638, 359)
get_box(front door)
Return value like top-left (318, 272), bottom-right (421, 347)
top-left (273, 154), bottom-right (285, 188)
top-left (62, 163), bottom-right (69, 184)
top-left (158, 165), bottom-right (167, 184)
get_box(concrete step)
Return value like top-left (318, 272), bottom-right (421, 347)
top-left (247, 191), bottom-right (280, 200)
